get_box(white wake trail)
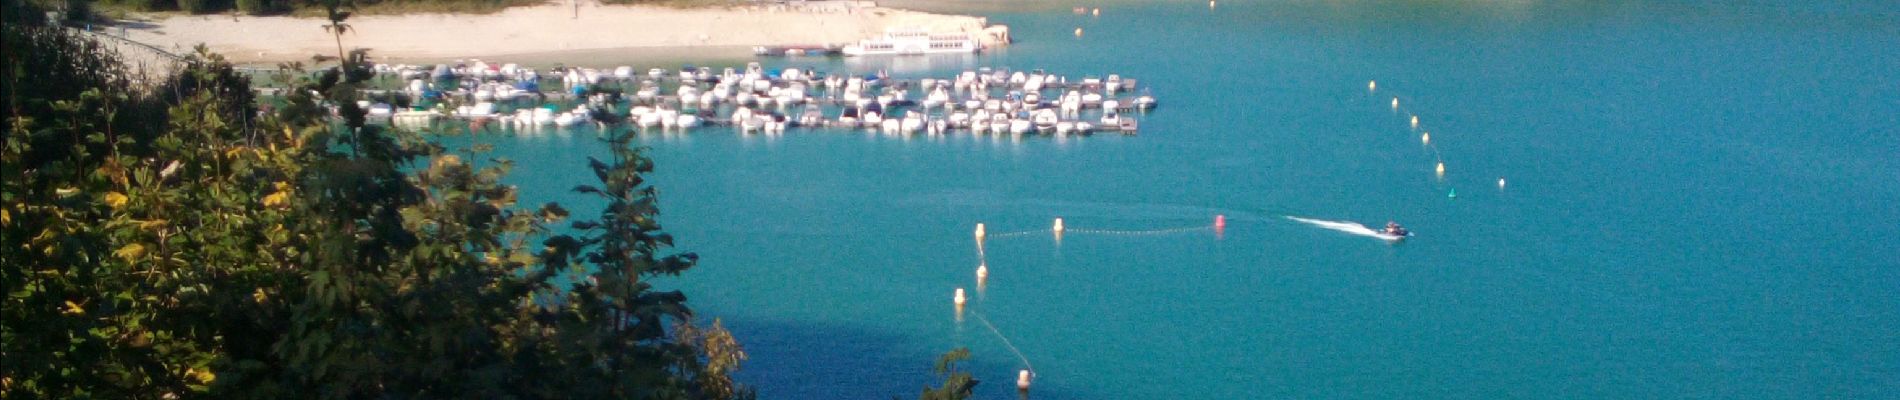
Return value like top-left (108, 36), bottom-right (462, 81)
top-left (1284, 216), bottom-right (1389, 239)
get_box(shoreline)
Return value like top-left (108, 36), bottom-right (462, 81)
top-left (115, 2), bottom-right (1005, 65)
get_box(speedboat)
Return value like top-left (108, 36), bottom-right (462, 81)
top-left (1375, 222), bottom-right (1412, 241)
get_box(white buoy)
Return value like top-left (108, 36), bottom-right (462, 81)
top-left (954, 288), bottom-right (967, 306)
top-left (1411, 115), bottom-right (1419, 128)
top-left (1498, 177), bottom-right (1507, 188)
top-left (1368, 80), bottom-right (1376, 91)
top-left (1209, 0), bottom-right (1217, 9)
top-left (1017, 370), bottom-right (1032, 391)
top-left (1392, 97), bottom-right (1399, 109)
top-left (976, 263), bottom-right (988, 281)
top-left (1436, 162), bottom-right (1446, 176)
top-left (1421, 132), bottom-right (1431, 144)
top-left (974, 223), bottom-right (986, 240)
top-left (1052, 218), bottom-right (1064, 233)
top-left (1074, 27), bottom-right (1084, 37)
top-left (1092, 8), bottom-right (1100, 16)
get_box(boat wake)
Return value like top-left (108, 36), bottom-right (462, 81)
top-left (1284, 216), bottom-right (1392, 240)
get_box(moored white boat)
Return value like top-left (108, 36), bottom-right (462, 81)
top-left (843, 29), bottom-right (980, 56)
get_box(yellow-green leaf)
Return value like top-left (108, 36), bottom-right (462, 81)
top-left (104, 192), bottom-right (128, 209)
top-left (262, 191), bottom-right (290, 208)
top-left (115, 243), bottom-right (146, 262)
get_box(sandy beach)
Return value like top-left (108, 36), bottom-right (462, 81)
top-left (116, 1), bottom-right (1004, 64)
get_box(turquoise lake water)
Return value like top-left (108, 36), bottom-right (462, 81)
top-left (454, 1), bottom-right (1899, 397)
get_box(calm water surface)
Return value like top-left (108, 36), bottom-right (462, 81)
top-left (460, 1), bottom-right (1900, 397)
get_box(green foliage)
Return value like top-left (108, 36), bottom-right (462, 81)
top-left (913, 348), bottom-right (980, 400)
top-left (4, 17), bottom-right (750, 399)
top-left (234, 0), bottom-right (283, 14)
top-left (174, 0), bottom-right (212, 13)
top-left (88, 0), bottom-right (543, 15)
top-left (62, 0), bottom-right (93, 22)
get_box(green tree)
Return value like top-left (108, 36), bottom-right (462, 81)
top-left (3, 15), bottom-right (750, 399)
top-left (912, 348), bottom-right (980, 400)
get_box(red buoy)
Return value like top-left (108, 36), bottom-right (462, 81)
top-left (1214, 215), bottom-right (1227, 229)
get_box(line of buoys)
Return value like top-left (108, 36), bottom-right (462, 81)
top-left (1381, 83), bottom-right (1507, 198)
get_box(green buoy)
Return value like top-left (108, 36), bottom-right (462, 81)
top-left (1448, 188), bottom-right (1457, 199)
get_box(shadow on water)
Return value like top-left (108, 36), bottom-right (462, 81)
top-left (717, 317), bottom-right (1081, 400)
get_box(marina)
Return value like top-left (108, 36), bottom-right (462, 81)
top-left (305, 60), bottom-right (1158, 137)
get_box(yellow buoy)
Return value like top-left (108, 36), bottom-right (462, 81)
top-left (1074, 28), bottom-right (1083, 37)
top-left (1017, 370), bottom-right (1033, 391)
top-left (1435, 162), bottom-right (1446, 177)
top-left (1053, 218), bottom-right (1065, 233)
top-left (954, 288), bottom-right (967, 306)
top-left (1411, 115), bottom-right (1419, 128)
top-left (1368, 80), bottom-right (1377, 91)
top-left (1421, 132), bottom-right (1430, 144)
top-left (974, 223), bottom-right (986, 239)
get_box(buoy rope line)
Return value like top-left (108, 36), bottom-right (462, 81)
top-left (1062, 226), bottom-right (1213, 235)
top-left (984, 230), bottom-right (1047, 239)
top-left (981, 224), bottom-right (1214, 239)
top-left (1371, 80), bottom-right (1503, 193)
top-left (969, 308), bottom-right (1035, 374)
top-left (1384, 90), bottom-right (1449, 170)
